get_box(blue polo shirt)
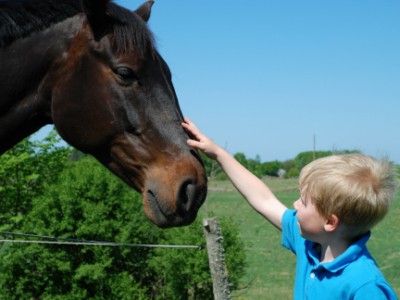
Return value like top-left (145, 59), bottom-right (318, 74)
top-left (281, 209), bottom-right (398, 299)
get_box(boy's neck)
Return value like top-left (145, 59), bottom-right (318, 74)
top-left (319, 236), bottom-right (351, 263)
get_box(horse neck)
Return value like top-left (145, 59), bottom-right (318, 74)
top-left (0, 15), bottom-right (85, 154)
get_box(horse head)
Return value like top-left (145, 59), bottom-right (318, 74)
top-left (50, 0), bottom-right (207, 227)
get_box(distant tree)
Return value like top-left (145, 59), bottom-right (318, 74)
top-left (281, 159), bottom-right (297, 178)
top-left (293, 151), bottom-right (332, 170)
top-left (234, 153), bottom-right (264, 178)
top-left (286, 167), bottom-right (300, 178)
top-left (246, 156), bottom-right (263, 178)
top-left (199, 149), bottom-right (362, 180)
top-left (281, 150), bottom-right (361, 178)
top-left (260, 160), bottom-right (282, 177)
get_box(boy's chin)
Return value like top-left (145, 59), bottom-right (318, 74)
top-left (297, 222), bottom-right (304, 235)
top-left (297, 223), bottom-right (315, 242)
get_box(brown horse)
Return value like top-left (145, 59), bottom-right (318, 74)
top-left (0, 0), bottom-right (207, 228)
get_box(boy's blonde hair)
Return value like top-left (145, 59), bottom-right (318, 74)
top-left (299, 154), bottom-right (397, 239)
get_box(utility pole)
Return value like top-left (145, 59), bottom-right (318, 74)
top-left (313, 134), bottom-right (316, 161)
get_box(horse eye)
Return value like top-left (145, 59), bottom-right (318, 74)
top-left (115, 67), bottom-right (137, 82)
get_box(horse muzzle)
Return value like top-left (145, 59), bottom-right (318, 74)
top-left (142, 157), bottom-right (207, 228)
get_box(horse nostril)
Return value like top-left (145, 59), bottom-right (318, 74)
top-left (177, 179), bottom-right (197, 212)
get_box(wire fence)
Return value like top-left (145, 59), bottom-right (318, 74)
top-left (0, 231), bottom-right (204, 250)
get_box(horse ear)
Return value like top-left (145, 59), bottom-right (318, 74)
top-left (135, 0), bottom-right (154, 23)
top-left (81, 0), bottom-right (111, 40)
top-left (81, 0), bottom-right (110, 19)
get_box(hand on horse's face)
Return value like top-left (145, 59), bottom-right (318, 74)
top-left (182, 118), bottom-right (220, 161)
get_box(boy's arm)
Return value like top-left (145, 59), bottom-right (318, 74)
top-left (182, 118), bottom-right (287, 230)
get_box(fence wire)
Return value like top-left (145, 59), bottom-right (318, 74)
top-left (0, 231), bottom-right (204, 250)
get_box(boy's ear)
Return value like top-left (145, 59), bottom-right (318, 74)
top-left (324, 214), bottom-right (339, 232)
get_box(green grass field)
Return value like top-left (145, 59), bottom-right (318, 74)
top-left (199, 178), bottom-right (400, 299)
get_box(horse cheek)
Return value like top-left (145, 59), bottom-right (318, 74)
top-left (51, 71), bottom-right (117, 153)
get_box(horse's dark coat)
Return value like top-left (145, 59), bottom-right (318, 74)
top-left (0, 0), bottom-right (207, 227)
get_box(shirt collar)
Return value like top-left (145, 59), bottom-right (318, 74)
top-left (305, 232), bottom-right (371, 273)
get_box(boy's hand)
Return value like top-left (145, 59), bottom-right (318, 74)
top-left (181, 117), bottom-right (220, 160)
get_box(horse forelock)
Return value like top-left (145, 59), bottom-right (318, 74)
top-left (107, 3), bottom-right (156, 57)
top-left (0, 0), bottom-right (156, 57)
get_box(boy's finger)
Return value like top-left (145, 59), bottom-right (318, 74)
top-left (183, 122), bottom-right (201, 139)
top-left (187, 139), bottom-right (202, 149)
top-left (183, 117), bottom-right (194, 127)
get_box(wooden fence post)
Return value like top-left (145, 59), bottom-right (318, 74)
top-left (203, 218), bottom-right (231, 300)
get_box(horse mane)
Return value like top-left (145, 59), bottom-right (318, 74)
top-left (0, 0), bottom-right (155, 56)
top-left (0, 0), bottom-right (81, 48)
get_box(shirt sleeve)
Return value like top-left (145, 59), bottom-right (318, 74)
top-left (281, 209), bottom-right (300, 255)
top-left (353, 281), bottom-right (398, 300)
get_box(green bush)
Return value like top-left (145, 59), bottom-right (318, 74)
top-left (0, 155), bottom-right (246, 299)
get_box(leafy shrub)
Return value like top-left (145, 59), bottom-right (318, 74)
top-left (0, 155), bottom-right (246, 299)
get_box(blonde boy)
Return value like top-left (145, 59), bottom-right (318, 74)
top-left (182, 118), bottom-right (397, 299)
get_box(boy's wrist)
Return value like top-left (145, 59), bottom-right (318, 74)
top-left (214, 147), bottom-right (230, 162)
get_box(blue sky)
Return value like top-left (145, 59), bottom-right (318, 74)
top-left (40, 1), bottom-right (400, 163)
